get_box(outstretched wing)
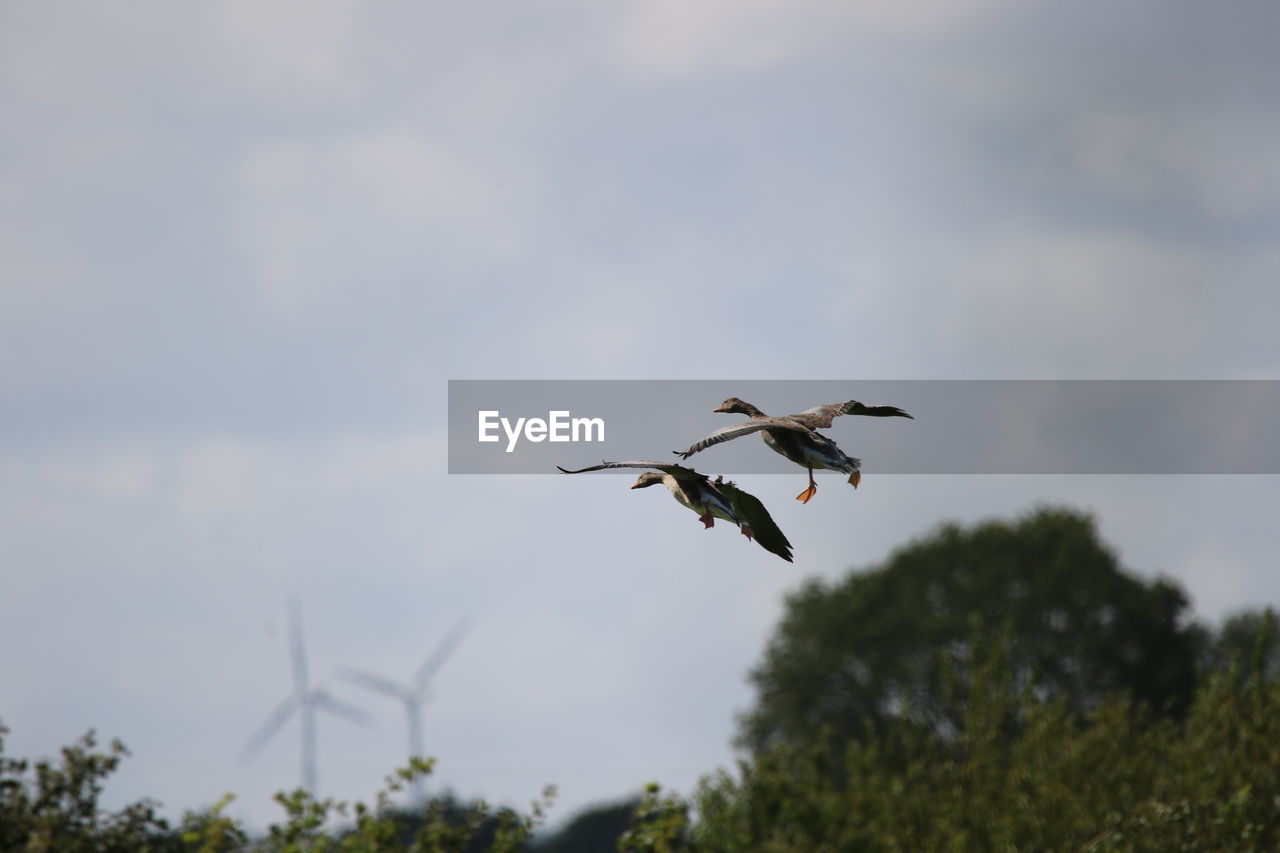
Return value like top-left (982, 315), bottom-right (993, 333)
top-left (791, 399), bottom-right (914, 430)
top-left (673, 418), bottom-right (814, 460)
top-left (715, 479), bottom-right (794, 563)
top-left (557, 460), bottom-right (704, 480)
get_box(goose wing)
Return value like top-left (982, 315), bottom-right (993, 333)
top-left (714, 478), bottom-right (793, 563)
top-left (673, 417), bottom-right (815, 460)
top-left (556, 460), bottom-right (705, 481)
top-left (791, 399), bottom-right (914, 429)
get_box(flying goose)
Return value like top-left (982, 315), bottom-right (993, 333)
top-left (556, 460), bottom-right (793, 562)
top-left (674, 397), bottom-right (913, 503)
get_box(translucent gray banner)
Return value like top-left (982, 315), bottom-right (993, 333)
top-left (447, 380), bottom-right (1280, 475)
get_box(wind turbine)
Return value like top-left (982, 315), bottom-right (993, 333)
top-left (338, 620), bottom-right (470, 802)
top-left (243, 600), bottom-right (372, 794)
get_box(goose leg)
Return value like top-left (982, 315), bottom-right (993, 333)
top-left (796, 466), bottom-right (818, 503)
top-left (698, 512), bottom-right (715, 529)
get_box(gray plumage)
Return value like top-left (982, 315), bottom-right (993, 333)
top-left (557, 460), bottom-right (793, 561)
top-left (673, 397), bottom-right (913, 503)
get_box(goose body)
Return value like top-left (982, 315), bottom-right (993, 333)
top-left (557, 460), bottom-right (793, 561)
top-left (675, 397), bottom-right (913, 503)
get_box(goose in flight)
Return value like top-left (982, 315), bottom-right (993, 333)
top-left (557, 460), bottom-right (793, 562)
top-left (674, 397), bottom-right (913, 504)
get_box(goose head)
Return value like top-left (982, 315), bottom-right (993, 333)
top-left (714, 397), bottom-right (760, 416)
top-left (630, 472), bottom-right (667, 489)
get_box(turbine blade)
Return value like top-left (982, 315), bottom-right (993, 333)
top-left (412, 619), bottom-right (471, 695)
top-left (290, 600), bottom-right (309, 691)
top-left (337, 668), bottom-right (411, 701)
top-left (313, 691), bottom-right (374, 727)
top-left (242, 694), bottom-right (300, 760)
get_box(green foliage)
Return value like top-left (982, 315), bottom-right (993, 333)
top-left (1199, 606), bottom-right (1280, 683)
top-left (242, 760), bottom-right (557, 853)
top-left (14, 618), bottom-right (1275, 852)
top-left (0, 725), bottom-right (193, 853)
top-left (180, 795), bottom-right (247, 853)
top-left (616, 784), bottom-right (688, 853)
top-left (531, 796), bottom-right (638, 853)
top-left (738, 506), bottom-right (1201, 756)
top-left (626, 613), bottom-right (1280, 852)
top-left (0, 725), bottom-right (553, 853)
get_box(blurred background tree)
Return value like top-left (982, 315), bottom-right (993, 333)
top-left (629, 615), bottom-right (1280, 853)
top-left (1198, 606), bottom-right (1280, 682)
top-left (532, 797), bottom-right (638, 852)
top-left (738, 506), bottom-right (1202, 755)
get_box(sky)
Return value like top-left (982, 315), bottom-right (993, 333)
top-left (3, 0), bottom-right (1279, 835)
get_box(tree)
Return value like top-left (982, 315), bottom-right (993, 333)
top-left (0, 725), bottom-right (209, 853)
top-left (0, 724), bottom-right (550, 853)
top-left (1199, 606), bottom-right (1280, 683)
top-left (531, 796), bottom-right (638, 852)
top-left (626, 616), bottom-right (1280, 852)
top-left (737, 506), bottom-right (1201, 755)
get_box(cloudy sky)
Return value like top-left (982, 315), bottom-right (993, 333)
top-left (3, 0), bottom-right (1279, 834)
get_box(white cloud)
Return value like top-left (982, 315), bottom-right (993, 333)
top-left (0, 431), bottom-right (445, 542)
top-left (0, 229), bottom-right (83, 326)
top-left (165, 430), bottom-right (446, 526)
top-left (232, 131), bottom-right (530, 320)
top-left (1070, 108), bottom-right (1280, 219)
top-left (914, 228), bottom-right (1279, 377)
top-left (596, 0), bottom-right (1017, 79)
top-left (190, 1), bottom-right (363, 106)
top-left (0, 3), bottom-right (363, 125)
top-left (39, 449), bottom-right (158, 503)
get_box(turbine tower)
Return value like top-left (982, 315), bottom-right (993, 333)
top-left (243, 600), bottom-right (371, 793)
top-left (338, 619), bottom-right (469, 802)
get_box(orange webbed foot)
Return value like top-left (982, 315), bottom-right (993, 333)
top-left (740, 525), bottom-right (755, 540)
top-left (699, 513), bottom-right (715, 529)
top-left (848, 471), bottom-right (861, 489)
top-left (795, 485), bottom-right (817, 503)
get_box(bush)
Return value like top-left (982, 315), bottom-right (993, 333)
top-left (625, 613), bottom-right (1280, 852)
top-left (0, 728), bottom-right (553, 853)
